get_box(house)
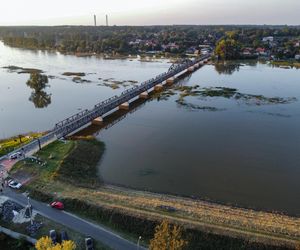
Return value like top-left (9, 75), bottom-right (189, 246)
top-left (186, 47), bottom-right (196, 54)
top-left (262, 36), bottom-right (274, 43)
top-left (256, 47), bottom-right (268, 56)
top-left (256, 47), bottom-right (265, 54)
top-left (295, 55), bottom-right (300, 60)
top-left (242, 48), bottom-right (254, 56)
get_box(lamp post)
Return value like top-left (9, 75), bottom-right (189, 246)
top-left (27, 196), bottom-right (33, 225)
top-left (137, 236), bottom-right (142, 250)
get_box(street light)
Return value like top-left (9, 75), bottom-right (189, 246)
top-left (137, 236), bottom-right (142, 250)
top-left (27, 196), bottom-right (33, 225)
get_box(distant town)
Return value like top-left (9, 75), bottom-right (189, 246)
top-left (0, 25), bottom-right (299, 62)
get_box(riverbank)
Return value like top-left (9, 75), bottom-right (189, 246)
top-left (8, 138), bottom-right (300, 250)
top-left (270, 60), bottom-right (300, 69)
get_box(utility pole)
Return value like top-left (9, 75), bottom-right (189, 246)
top-left (27, 196), bottom-right (33, 225)
top-left (94, 15), bottom-right (97, 26)
top-left (37, 138), bottom-right (41, 150)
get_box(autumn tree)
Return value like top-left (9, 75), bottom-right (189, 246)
top-left (149, 220), bottom-right (187, 250)
top-left (215, 38), bottom-right (240, 60)
top-left (35, 236), bottom-right (76, 250)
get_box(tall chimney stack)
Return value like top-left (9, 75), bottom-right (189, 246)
top-left (106, 14), bottom-right (108, 26)
top-left (94, 15), bottom-right (97, 26)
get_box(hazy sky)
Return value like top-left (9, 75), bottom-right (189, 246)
top-left (0, 0), bottom-right (299, 26)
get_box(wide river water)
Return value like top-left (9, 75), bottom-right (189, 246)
top-left (0, 42), bottom-right (299, 215)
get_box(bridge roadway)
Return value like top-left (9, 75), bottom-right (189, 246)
top-left (0, 54), bottom-right (210, 160)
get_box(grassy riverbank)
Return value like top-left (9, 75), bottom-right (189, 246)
top-left (9, 139), bottom-right (300, 250)
top-left (270, 60), bottom-right (300, 69)
top-left (0, 132), bottom-right (44, 157)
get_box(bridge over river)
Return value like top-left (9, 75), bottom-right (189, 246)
top-left (0, 54), bottom-right (211, 161)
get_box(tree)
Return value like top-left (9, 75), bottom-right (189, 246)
top-left (35, 236), bottom-right (76, 250)
top-left (149, 220), bottom-right (187, 250)
top-left (35, 236), bottom-right (53, 250)
top-left (215, 38), bottom-right (240, 60)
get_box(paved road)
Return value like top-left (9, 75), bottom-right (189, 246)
top-left (3, 189), bottom-right (145, 250)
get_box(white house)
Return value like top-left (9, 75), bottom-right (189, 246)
top-left (262, 36), bottom-right (274, 43)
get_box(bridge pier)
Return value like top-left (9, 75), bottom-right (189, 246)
top-left (139, 92), bottom-right (149, 99)
top-left (119, 102), bottom-right (129, 110)
top-left (154, 84), bottom-right (163, 91)
top-left (92, 117), bottom-right (103, 125)
top-left (166, 77), bottom-right (175, 85)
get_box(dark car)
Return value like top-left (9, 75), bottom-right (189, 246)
top-left (49, 230), bottom-right (57, 244)
top-left (85, 237), bottom-right (94, 250)
top-left (61, 231), bottom-right (69, 242)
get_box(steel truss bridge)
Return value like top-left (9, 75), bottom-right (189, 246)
top-left (1, 54), bottom-right (211, 160)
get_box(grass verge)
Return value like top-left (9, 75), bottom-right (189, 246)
top-left (0, 132), bottom-right (44, 157)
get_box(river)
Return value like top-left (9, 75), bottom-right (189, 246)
top-left (0, 42), bottom-right (300, 215)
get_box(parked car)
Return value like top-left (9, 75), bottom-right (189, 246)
top-left (61, 231), bottom-right (69, 241)
top-left (85, 237), bottom-right (94, 250)
top-left (9, 152), bottom-right (22, 160)
top-left (50, 201), bottom-right (64, 210)
top-left (49, 230), bottom-right (57, 244)
top-left (8, 180), bottom-right (22, 189)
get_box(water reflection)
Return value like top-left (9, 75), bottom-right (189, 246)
top-left (214, 62), bottom-right (241, 75)
top-left (214, 61), bottom-right (258, 75)
top-left (26, 73), bottom-right (51, 108)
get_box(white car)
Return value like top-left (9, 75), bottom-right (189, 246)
top-left (8, 180), bottom-right (22, 189)
top-left (9, 152), bottom-right (22, 160)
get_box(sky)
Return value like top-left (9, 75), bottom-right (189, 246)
top-left (0, 0), bottom-right (299, 26)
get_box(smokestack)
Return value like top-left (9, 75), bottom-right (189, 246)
top-left (94, 15), bottom-right (97, 26)
top-left (106, 14), bottom-right (108, 26)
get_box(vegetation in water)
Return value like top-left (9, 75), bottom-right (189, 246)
top-left (176, 99), bottom-right (224, 112)
top-left (26, 73), bottom-right (51, 108)
top-left (149, 83), bottom-right (297, 111)
top-left (98, 78), bottom-right (139, 89)
top-left (173, 85), bottom-right (297, 109)
top-left (62, 72), bottom-right (86, 77)
top-left (3, 65), bottom-right (43, 74)
top-left (72, 76), bottom-right (92, 83)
